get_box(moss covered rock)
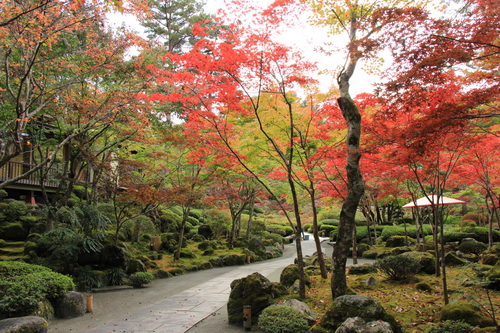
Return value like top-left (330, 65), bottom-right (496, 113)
top-left (347, 263), bottom-right (377, 275)
top-left (223, 254), bottom-right (246, 266)
top-left (480, 253), bottom-right (500, 266)
top-left (403, 251), bottom-right (436, 274)
top-left (315, 295), bottom-right (402, 333)
top-left (439, 302), bottom-right (495, 328)
top-left (280, 264), bottom-right (311, 288)
top-left (227, 272), bottom-right (280, 325)
top-left (0, 316), bottom-right (48, 333)
top-left (444, 252), bottom-right (469, 266)
top-left (54, 291), bottom-right (85, 319)
top-left (385, 235), bottom-right (414, 247)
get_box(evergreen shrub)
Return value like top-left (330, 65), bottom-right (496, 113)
top-left (380, 224), bottom-right (433, 241)
top-left (4, 200), bottom-right (28, 220)
top-left (0, 261), bottom-right (74, 317)
top-left (258, 305), bottom-right (310, 333)
top-left (376, 254), bottom-right (421, 280)
top-left (129, 272), bottom-right (154, 288)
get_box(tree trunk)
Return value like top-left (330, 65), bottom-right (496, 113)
top-left (310, 187), bottom-right (328, 279)
top-left (331, 92), bottom-right (364, 298)
top-left (175, 208), bottom-right (190, 260)
top-left (246, 191), bottom-right (256, 240)
top-left (288, 174), bottom-right (307, 299)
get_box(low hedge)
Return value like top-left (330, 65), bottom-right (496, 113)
top-left (380, 224), bottom-right (433, 241)
top-left (444, 227), bottom-right (500, 243)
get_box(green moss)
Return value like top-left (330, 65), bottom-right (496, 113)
top-left (439, 302), bottom-right (495, 328)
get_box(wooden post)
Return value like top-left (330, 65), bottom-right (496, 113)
top-left (243, 305), bottom-right (251, 331)
top-left (150, 236), bottom-right (161, 252)
top-left (86, 295), bottom-right (93, 313)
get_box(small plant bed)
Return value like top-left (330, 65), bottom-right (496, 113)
top-left (305, 265), bottom-right (500, 332)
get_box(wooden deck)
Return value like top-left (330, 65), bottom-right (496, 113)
top-left (0, 161), bottom-right (61, 190)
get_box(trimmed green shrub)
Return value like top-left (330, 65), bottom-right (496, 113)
top-left (425, 320), bottom-right (474, 333)
top-left (380, 224), bottom-right (433, 241)
top-left (376, 254), bottom-right (421, 280)
top-left (320, 224), bottom-right (337, 235)
top-left (259, 305), bottom-right (310, 333)
top-left (267, 224), bottom-right (294, 236)
top-left (459, 241), bottom-right (488, 255)
top-left (129, 272), bottom-right (154, 288)
top-left (444, 227), bottom-right (500, 244)
top-left (320, 219), bottom-right (339, 226)
top-left (0, 261), bottom-right (74, 317)
top-left (4, 200), bottom-right (28, 220)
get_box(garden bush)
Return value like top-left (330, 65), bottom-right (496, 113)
top-left (0, 261), bottom-right (75, 317)
top-left (320, 219), bottom-right (339, 226)
top-left (105, 267), bottom-right (126, 286)
top-left (75, 266), bottom-right (105, 291)
top-left (444, 227), bottom-right (500, 244)
top-left (380, 224), bottom-right (433, 241)
top-left (425, 320), bottom-right (474, 333)
top-left (198, 224), bottom-right (213, 239)
top-left (159, 210), bottom-right (182, 233)
top-left (320, 224), bottom-right (337, 236)
top-left (3, 200), bottom-right (28, 221)
top-left (0, 222), bottom-right (28, 241)
top-left (259, 305), bottom-right (310, 333)
top-left (376, 254), bottom-right (421, 280)
top-left (267, 224), bottom-right (293, 236)
top-left (462, 213), bottom-right (487, 226)
top-left (129, 272), bottom-right (155, 288)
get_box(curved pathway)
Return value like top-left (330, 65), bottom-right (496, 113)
top-left (48, 236), bottom-right (371, 333)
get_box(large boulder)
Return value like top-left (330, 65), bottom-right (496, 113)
top-left (335, 316), bottom-right (394, 333)
top-left (0, 316), bottom-right (48, 333)
top-left (316, 295), bottom-right (402, 333)
top-left (53, 291), bottom-right (86, 319)
top-left (444, 252), bottom-right (469, 266)
top-left (403, 251), bottom-right (436, 274)
top-left (227, 272), bottom-right (284, 325)
top-left (280, 264), bottom-right (311, 288)
top-left (126, 258), bottom-right (147, 275)
top-left (100, 244), bottom-right (127, 269)
top-left (277, 299), bottom-right (316, 324)
top-left (248, 237), bottom-right (266, 257)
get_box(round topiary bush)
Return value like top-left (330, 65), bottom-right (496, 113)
top-left (259, 305), bottom-right (310, 333)
top-left (376, 254), bottom-right (421, 280)
top-left (128, 272), bottom-right (154, 288)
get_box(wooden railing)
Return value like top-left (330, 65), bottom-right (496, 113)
top-left (0, 161), bottom-right (61, 188)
